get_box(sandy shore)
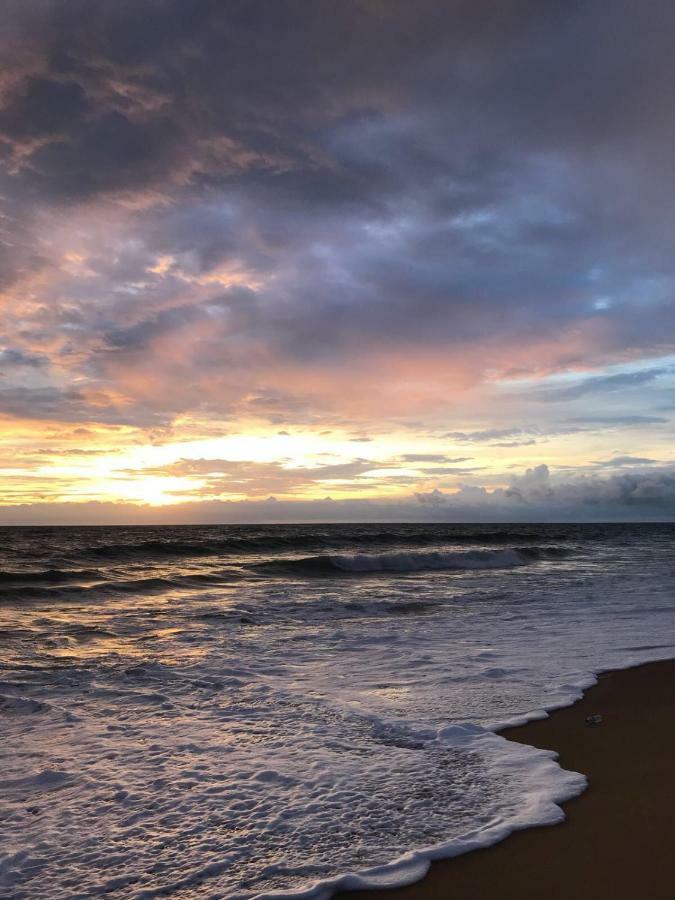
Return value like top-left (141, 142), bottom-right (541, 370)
top-left (337, 659), bottom-right (675, 900)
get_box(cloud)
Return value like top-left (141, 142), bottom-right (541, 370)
top-left (444, 428), bottom-right (535, 443)
top-left (1, 463), bottom-right (674, 524)
top-left (400, 454), bottom-right (472, 463)
top-left (1, 1), bottom-right (675, 514)
top-left (564, 415), bottom-right (668, 427)
top-left (504, 463), bottom-right (555, 502)
top-left (415, 464), bottom-right (675, 520)
top-left (442, 414), bottom-right (669, 446)
top-left (490, 438), bottom-right (538, 448)
top-left (592, 455), bottom-right (657, 467)
top-left (0, 348), bottom-right (48, 369)
top-left (531, 366), bottom-right (672, 401)
top-left (416, 466), bottom-right (484, 475)
top-left (120, 455), bottom-right (430, 499)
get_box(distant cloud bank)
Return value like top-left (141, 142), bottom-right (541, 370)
top-left (2, 465), bottom-right (674, 525)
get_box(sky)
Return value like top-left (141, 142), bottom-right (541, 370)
top-left (1, 0), bottom-right (674, 524)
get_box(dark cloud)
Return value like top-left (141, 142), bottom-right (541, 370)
top-left (0, 348), bottom-right (47, 369)
top-left (0, 387), bottom-right (87, 420)
top-left (0, 76), bottom-right (90, 141)
top-left (415, 465), bottom-right (675, 520)
top-left (0, 0), bottom-right (674, 501)
top-left (0, 385), bottom-right (163, 425)
top-left (532, 367), bottom-right (672, 402)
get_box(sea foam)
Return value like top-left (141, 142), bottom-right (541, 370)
top-left (0, 523), bottom-right (673, 898)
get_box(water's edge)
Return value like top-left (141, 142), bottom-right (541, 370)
top-left (3, 524), bottom-right (673, 899)
top-left (260, 651), bottom-right (675, 900)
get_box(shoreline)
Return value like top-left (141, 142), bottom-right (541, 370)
top-left (335, 658), bottom-right (675, 900)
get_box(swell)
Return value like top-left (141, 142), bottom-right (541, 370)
top-left (0, 568), bottom-right (101, 585)
top-left (0, 570), bottom-right (242, 603)
top-left (13, 527), bottom-right (563, 565)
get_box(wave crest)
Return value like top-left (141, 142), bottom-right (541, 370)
top-left (253, 547), bottom-right (550, 576)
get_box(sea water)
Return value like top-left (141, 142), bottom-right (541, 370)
top-left (0, 523), bottom-right (673, 898)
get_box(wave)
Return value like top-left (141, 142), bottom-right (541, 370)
top-left (0, 567), bottom-right (101, 585)
top-left (102, 572), bottom-right (243, 593)
top-left (252, 546), bottom-right (558, 576)
top-left (0, 694), bottom-right (50, 715)
top-left (0, 570), bottom-right (244, 604)
top-left (48, 527), bottom-right (564, 564)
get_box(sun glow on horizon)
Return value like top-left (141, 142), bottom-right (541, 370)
top-left (0, 404), bottom-right (670, 512)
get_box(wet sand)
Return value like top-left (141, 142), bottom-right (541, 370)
top-left (337, 659), bottom-right (675, 900)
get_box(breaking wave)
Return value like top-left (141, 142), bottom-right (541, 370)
top-left (252, 546), bottom-right (562, 576)
top-left (13, 526), bottom-right (569, 565)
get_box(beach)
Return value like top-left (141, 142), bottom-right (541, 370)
top-left (338, 659), bottom-right (675, 900)
top-left (1, 524), bottom-right (673, 898)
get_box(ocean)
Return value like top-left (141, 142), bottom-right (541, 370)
top-left (1, 523), bottom-right (674, 898)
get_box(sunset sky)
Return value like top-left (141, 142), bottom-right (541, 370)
top-left (1, 1), bottom-right (674, 523)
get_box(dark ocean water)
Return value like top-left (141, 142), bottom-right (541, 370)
top-left (1, 523), bottom-right (674, 898)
